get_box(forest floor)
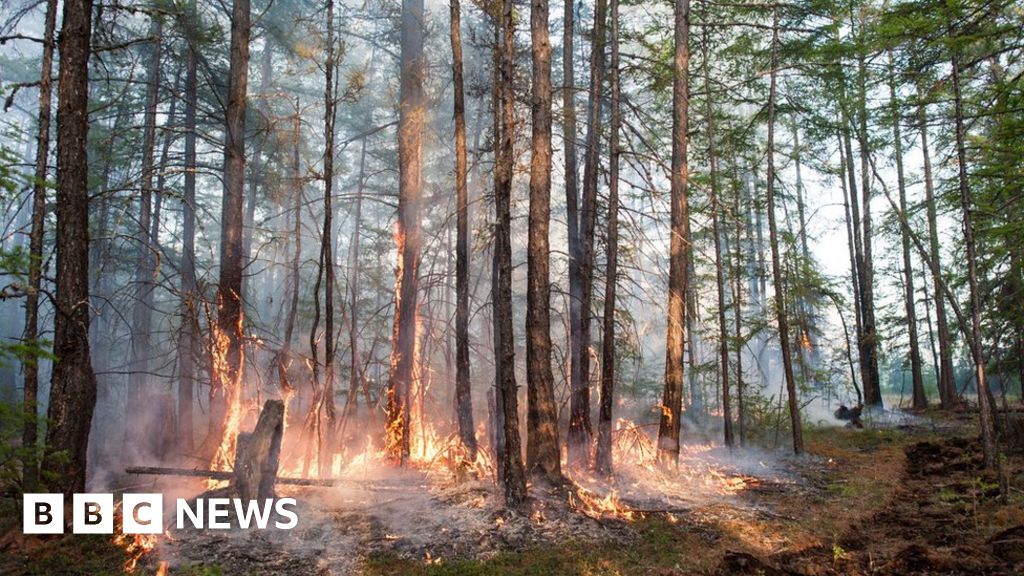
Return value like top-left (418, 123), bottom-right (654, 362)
top-left (1, 409), bottom-right (1023, 575)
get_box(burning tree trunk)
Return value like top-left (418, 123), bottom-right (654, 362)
top-left (208, 0), bottom-right (250, 468)
top-left (657, 0), bottom-right (690, 467)
top-left (21, 0), bottom-right (57, 488)
top-left (701, 19), bottom-right (732, 448)
top-left (127, 15), bottom-right (163, 459)
top-left (449, 0), bottom-right (477, 461)
top-left (525, 0), bottom-right (562, 483)
top-left (388, 0), bottom-right (426, 464)
top-left (765, 6), bottom-right (803, 454)
top-left (178, 0), bottom-right (200, 454)
top-left (595, 0), bottom-right (620, 476)
top-left (493, 0), bottom-right (527, 507)
top-left (41, 0), bottom-right (98, 496)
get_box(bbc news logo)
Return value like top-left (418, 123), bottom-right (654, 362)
top-left (23, 494), bottom-right (299, 534)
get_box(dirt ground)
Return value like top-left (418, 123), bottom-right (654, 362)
top-left (2, 411), bottom-right (1023, 575)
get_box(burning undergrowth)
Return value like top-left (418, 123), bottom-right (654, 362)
top-left (135, 417), bottom-right (806, 574)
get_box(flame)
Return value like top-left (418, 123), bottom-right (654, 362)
top-left (209, 313), bottom-right (246, 476)
top-left (800, 332), bottom-right (813, 350)
top-left (112, 508), bottom-right (158, 573)
top-left (570, 486), bottom-right (635, 521)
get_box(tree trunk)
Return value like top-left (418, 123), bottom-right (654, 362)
top-left (916, 94), bottom-right (956, 409)
top-left (241, 44), bottom-right (274, 300)
top-left (657, 0), bottom-right (690, 466)
top-left (701, 21), bottom-right (732, 448)
top-left (838, 128), bottom-right (864, 405)
top-left (949, 27), bottom-right (998, 469)
top-left (208, 0), bottom-right (250, 469)
top-left (127, 16), bottom-right (163, 459)
top-left (341, 138), bottom-right (367, 430)
top-left (320, 0), bottom-right (338, 468)
top-left (525, 0), bottom-right (562, 483)
top-left (853, 14), bottom-right (882, 409)
top-left (21, 0), bottom-right (57, 488)
top-left (595, 0), bottom-right (621, 475)
top-left (450, 0), bottom-right (477, 461)
top-left (562, 0), bottom-right (584, 471)
top-left (571, 0), bottom-right (608, 467)
top-left (765, 6), bottom-right (803, 454)
top-left (387, 0), bottom-right (425, 464)
top-left (887, 52), bottom-right (925, 410)
top-left (41, 0), bottom-right (98, 496)
top-left (493, 0), bottom-right (527, 506)
top-left (732, 158), bottom-right (745, 446)
top-left (178, 0), bottom-right (199, 455)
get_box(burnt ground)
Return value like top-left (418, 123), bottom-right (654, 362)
top-left (2, 412), bottom-right (1023, 575)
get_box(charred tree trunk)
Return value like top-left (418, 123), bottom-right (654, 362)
top-left (732, 159), bottom-right (746, 446)
top-left (765, 6), bottom-right (803, 454)
top-left (657, 0), bottom-right (690, 467)
top-left (21, 0), bottom-right (57, 488)
top-left (595, 0), bottom-right (621, 476)
top-left (208, 0), bottom-right (250, 468)
top-left (388, 0), bottom-right (426, 464)
top-left (319, 0), bottom-right (339, 467)
top-left (525, 0), bottom-right (562, 483)
top-left (41, 0), bottom-right (98, 496)
top-left (493, 0), bottom-right (527, 506)
top-left (450, 0), bottom-right (477, 461)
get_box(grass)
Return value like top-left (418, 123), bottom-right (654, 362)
top-left (363, 518), bottom-right (717, 576)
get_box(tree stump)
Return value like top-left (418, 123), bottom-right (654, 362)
top-left (232, 400), bottom-right (284, 501)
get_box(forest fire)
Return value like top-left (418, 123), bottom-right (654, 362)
top-left (112, 510), bottom-right (159, 573)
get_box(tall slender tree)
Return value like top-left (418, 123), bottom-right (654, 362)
top-left (493, 0), bottom-right (526, 506)
top-left (449, 0), bottom-right (477, 460)
top-left (595, 0), bottom-right (621, 476)
top-left (657, 0), bottom-right (690, 466)
top-left (21, 0), bottom-right (57, 488)
top-left (765, 5), bottom-right (803, 454)
top-left (208, 0), bottom-right (251, 468)
top-left (41, 0), bottom-right (98, 496)
top-left (388, 0), bottom-right (426, 464)
top-left (526, 0), bottom-right (562, 482)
